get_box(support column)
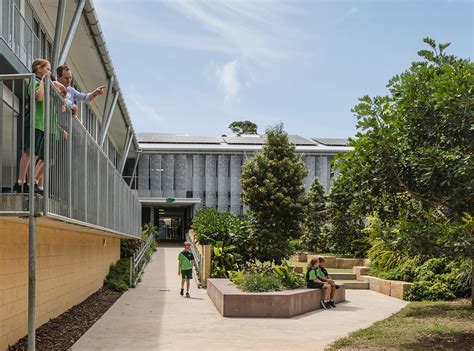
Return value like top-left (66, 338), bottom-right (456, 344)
top-left (217, 155), bottom-right (229, 212)
top-left (51, 0), bottom-right (67, 72)
top-left (138, 154), bottom-right (149, 197)
top-left (175, 155), bottom-right (187, 198)
top-left (229, 155), bottom-right (241, 215)
top-left (205, 155), bottom-right (217, 208)
top-left (58, 0), bottom-right (86, 65)
top-left (303, 155), bottom-right (316, 192)
top-left (192, 155), bottom-right (205, 210)
top-left (149, 154), bottom-right (162, 197)
top-left (162, 155), bottom-right (174, 198)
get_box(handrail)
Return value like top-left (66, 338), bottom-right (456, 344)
top-left (186, 231), bottom-right (203, 288)
top-left (129, 232), bottom-right (156, 287)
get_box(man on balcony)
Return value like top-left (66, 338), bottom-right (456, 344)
top-left (56, 65), bottom-right (107, 106)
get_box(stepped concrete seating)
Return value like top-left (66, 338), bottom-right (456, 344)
top-left (207, 279), bottom-right (346, 318)
top-left (359, 275), bottom-right (413, 299)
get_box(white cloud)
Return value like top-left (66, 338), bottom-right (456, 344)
top-left (215, 59), bottom-right (241, 100)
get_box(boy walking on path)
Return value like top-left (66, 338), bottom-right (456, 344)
top-left (178, 242), bottom-right (195, 298)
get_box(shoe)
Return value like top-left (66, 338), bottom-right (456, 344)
top-left (335, 284), bottom-right (340, 289)
top-left (180, 289), bottom-right (184, 296)
top-left (22, 183), bottom-right (30, 194)
top-left (186, 292), bottom-right (190, 298)
top-left (34, 184), bottom-right (43, 196)
top-left (330, 300), bottom-right (336, 308)
top-left (13, 182), bottom-right (22, 193)
top-left (320, 300), bottom-right (328, 310)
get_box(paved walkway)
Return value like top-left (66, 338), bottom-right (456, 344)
top-left (72, 243), bottom-right (408, 351)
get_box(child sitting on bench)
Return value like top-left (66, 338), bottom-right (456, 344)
top-left (306, 258), bottom-right (332, 309)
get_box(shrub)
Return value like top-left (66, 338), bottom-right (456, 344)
top-left (273, 263), bottom-right (306, 289)
top-left (405, 281), bottom-right (456, 301)
top-left (192, 207), bottom-right (236, 244)
top-left (210, 241), bottom-right (242, 278)
top-left (237, 274), bottom-right (283, 293)
top-left (104, 258), bottom-right (133, 292)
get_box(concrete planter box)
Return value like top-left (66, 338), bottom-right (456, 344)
top-left (353, 266), bottom-right (370, 280)
top-left (207, 279), bottom-right (346, 318)
top-left (336, 258), bottom-right (366, 269)
top-left (295, 253), bottom-right (308, 262)
top-left (360, 275), bottom-right (413, 300)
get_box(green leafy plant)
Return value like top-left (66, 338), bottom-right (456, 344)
top-left (301, 178), bottom-right (327, 253)
top-left (237, 273), bottom-right (283, 292)
top-left (104, 258), bottom-right (134, 292)
top-left (273, 262), bottom-right (306, 289)
top-left (210, 241), bottom-right (242, 278)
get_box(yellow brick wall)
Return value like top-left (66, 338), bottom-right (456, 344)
top-left (0, 219), bottom-right (121, 350)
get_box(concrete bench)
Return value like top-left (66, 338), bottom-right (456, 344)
top-left (207, 279), bottom-right (346, 318)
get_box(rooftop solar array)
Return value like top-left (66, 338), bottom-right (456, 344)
top-left (311, 138), bottom-right (348, 146)
top-left (288, 135), bottom-right (317, 146)
top-left (137, 133), bottom-right (222, 144)
top-left (223, 136), bottom-right (265, 145)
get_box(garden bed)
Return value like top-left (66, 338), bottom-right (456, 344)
top-left (207, 278), bottom-right (346, 318)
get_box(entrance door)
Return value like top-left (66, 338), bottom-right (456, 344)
top-left (153, 206), bottom-right (187, 241)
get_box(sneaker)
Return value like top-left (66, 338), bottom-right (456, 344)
top-left (180, 289), bottom-right (184, 296)
top-left (330, 300), bottom-right (336, 308)
top-left (13, 182), bottom-right (22, 193)
top-left (22, 183), bottom-right (30, 194)
top-left (34, 184), bottom-right (43, 196)
top-left (335, 284), bottom-right (340, 290)
top-left (186, 292), bottom-right (190, 298)
top-left (320, 300), bottom-right (328, 310)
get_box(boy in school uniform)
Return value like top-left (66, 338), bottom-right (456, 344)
top-left (178, 241), bottom-right (195, 298)
top-left (306, 258), bottom-right (332, 309)
top-left (317, 257), bottom-right (338, 308)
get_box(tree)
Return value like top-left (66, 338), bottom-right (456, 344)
top-left (337, 38), bottom-right (474, 302)
top-left (228, 120), bottom-right (258, 136)
top-left (301, 177), bottom-right (327, 252)
top-left (321, 175), bottom-right (370, 257)
top-left (240, 124), bottom-right (307, 263)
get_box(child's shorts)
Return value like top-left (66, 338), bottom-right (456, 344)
top-left (307, 282), bottom-right (324, 289)
top-left (181, 269), bottom-right (192, 279)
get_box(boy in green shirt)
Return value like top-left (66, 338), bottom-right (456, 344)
top-left (178, 241), bottom-right (195, 298)
top-left (306, 258), bottom-right (332, 309)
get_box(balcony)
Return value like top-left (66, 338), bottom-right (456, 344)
top-left (0, 0), bottom-right (40, 71)
top-left (0, 74), bottom-right (141, 238)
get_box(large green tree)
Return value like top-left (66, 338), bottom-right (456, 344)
top-left (301, 177), bottom-right (327, 253)
top-left (228, 120), bottom-right (258, 136)
top-left (241, 124), bottom-right (307, 262)
top-left (337, 38), bottom-right (473, 301)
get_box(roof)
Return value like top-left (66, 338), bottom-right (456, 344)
top-left (311, 138), bottom-right (349, 146)
top-left (137, 133), bottom-right (353, 153)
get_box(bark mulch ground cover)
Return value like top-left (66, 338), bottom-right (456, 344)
top-left (8, 287), bottom-right (122, 351)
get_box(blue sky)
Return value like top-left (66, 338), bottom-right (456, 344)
top-left (95, 0), bottom-right (473, 138)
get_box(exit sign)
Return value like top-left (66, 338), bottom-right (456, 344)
top-left (165, 197), bottom-right (176, 203)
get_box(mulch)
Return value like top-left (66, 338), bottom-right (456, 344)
top-left (8, 288), bottom-right (122, 351)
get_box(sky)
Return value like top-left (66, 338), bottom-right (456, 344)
top-left (94, 0), bottom-right (473, 138)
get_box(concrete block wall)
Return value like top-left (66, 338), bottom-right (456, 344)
top-left (138, 152), bottom-right (335, 212)
top-left (0, 219), bottom-right (120, 350)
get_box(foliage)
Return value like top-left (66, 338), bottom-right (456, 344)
top-left (321, 175), bottom-right (370, 257)
top-left (369, 263), bottom-right (417, 282)
top-left (229, 260), bottom-right (305, 291)
top-left (228, 120), bottom-right (258, 136)
top-left (210, 241), bottom-right (243, 278)
top-left (241, 124), bottom-right (308, 263)
top-left (104, 258), bottom-right (133, 292)
top-left (301, 177), bottom-right (327, 252)
top-left (192, 207), bottom-right (237, 245)
top-left (289, 239), bottom-right (303, 253)
top-left (237, 273), bottom-right (283, 292)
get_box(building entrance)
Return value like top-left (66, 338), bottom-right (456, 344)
top-left (141, 205), bottom-right (193, 242)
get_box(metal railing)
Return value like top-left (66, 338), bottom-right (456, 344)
top-left (186, 231), bottom-right (203, 288)
top-left (0, 0), bottom-right (40, 70)
top-left (129, 232), bottom-right (156, 287)
top-left (0, 74), bottom-right (141, 238)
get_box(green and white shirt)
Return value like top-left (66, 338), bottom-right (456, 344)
top-left (178, 251), bottom-right (194, 271)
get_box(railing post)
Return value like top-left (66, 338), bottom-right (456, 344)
top-left (27, 73), bottom-right (36, 351)
top-left (129, 256), bottom-right (133, 287)
top-left (67, 108), bottom-right (73, 217)
top-left (43, 78), bottom-right (50, 215)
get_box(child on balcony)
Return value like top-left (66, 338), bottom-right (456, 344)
top-left (13, 58), bottom-right (50, 195)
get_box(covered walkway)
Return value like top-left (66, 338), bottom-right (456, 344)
top-left (72, 243), bottom-right (408, 351)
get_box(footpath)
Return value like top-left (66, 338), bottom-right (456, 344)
top-left (72, 243), bottom-right (407, 351)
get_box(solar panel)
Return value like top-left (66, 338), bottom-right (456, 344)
top-left (137, 133), bottom-right (222, 144)
top-left (311, 138), bottom-right (348, 146)
top-left (223, 136), bottom-right (265, 145)
top-left (288, 135), bottom-right (317, 146)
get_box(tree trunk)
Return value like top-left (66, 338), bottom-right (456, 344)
top-left (472, 258), bottom-right (473, 307)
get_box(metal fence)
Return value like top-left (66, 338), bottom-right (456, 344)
top-left (0, 74), bottom-right (141, 238)
top-left (0, 0), bottom-right (40, 70)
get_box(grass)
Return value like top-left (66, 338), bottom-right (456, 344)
top-left (327, 299), bottom-right (474, 350)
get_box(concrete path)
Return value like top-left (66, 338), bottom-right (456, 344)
top-left (72, 243), bottom-right (408, 351)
